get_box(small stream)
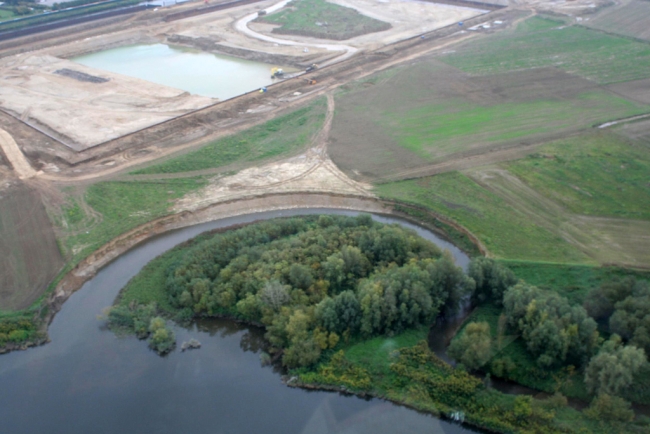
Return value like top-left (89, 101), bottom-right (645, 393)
top-left (0, 209), bottom-right (478, 434)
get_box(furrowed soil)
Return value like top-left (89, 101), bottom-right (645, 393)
top-left (0, 181), bottom-right (63, 311)
top-left (441, 16), bottom-right (650, 85)
top-left (584, 0), bottom-right (650, 41)
top-left (329, 59), bottom-right (649, 182)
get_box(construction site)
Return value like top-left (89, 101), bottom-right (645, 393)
top-left (1, 0), bottom-right (647, 348)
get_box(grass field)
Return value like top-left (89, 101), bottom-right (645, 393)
top-left (329, 59), bottom-right (649, 181)
top-left (442, 16), bottom-right (650, 84)
top-left (391, 91), bottom-right (644, 160)
top-left (60, 178), bottom-right (206, 264)
top-left (375, 173), bottom-right (590, 263)
top-left (0, 183), bottom-right (63, 311)
top-left (257, 0), bottom-right (390, 40)
top-left (506, 132), bottom-right (650, 220)
top-left (132, 99), bottom-right (326, 175)
top-left (584, 0), bottom-right (650, 41)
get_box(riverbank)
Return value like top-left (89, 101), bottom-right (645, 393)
top-left (0, 194), bottom-right (479, 355)
top-left (286, 330), bottom-right (636, 434)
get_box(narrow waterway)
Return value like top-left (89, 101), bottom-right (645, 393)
top-left (0, 209), bottom-right (478, 434)
top-left (73, 44), bottom-right (294, 100)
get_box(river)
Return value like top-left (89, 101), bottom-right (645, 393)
top-left (0, 209), bottom-right (478, 434)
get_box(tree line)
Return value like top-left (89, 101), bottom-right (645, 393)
top-left (450, 258), bottom-right (649, 422)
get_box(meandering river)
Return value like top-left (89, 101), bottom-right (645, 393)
top-left (0, 209), bottom-right (478, 434)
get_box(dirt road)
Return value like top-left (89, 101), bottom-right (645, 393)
top-left (0, 129), bottom-right (37, 179)
top-left (234, 0), bottom-right (359, 66)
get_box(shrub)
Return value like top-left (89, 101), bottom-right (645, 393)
top-left (584, 393), bottom-right (634, 422)
top-left (448, 322), bottom-right (492, 371)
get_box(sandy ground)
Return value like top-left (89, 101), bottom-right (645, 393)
top-left (0, 54), bottom-right (214, 150)
top-left (329, 0), bottom-right (486, 46)
top-left (245, 0), bottom-right (485, 50)
top-left (0, 128), bottom-right (38, 179)
top-left (175, 94), bottom-right (374, 212)
top-left (0, 0), bottom-right (486, 154)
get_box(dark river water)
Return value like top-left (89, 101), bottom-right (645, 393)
top-left (0, 209), bottom-right (479, 434)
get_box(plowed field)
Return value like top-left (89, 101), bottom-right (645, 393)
top-left (0, 182), bottom-right (63, 311)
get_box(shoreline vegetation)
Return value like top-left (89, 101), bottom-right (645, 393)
top-left (105, 215), bottom-right (650, 434)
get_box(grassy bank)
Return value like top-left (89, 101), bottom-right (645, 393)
top-left (60, 177), bottom-right (207, 264)
top-left (375, 173), bottom-right (589, 263)
top-left (296, 331), bottom-right (631, 434)
top-left (132, 98), bottom-right (327, 175)
top-left (257, 0), bottom-right (390, 40)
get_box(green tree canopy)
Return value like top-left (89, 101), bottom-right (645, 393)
top-left (584, 335), bottom-right (646, 396)
top-left (503, 283), bottom-right (599, 368)
top-left (468, 257), bottom-right (517, 305)
top-left (448, 321), bottom-right (492, 371)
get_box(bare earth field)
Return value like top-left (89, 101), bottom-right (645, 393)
top-left (607, 78), bottom-right (650, 105)
top-left (0, 0), bottom-right (485, 154)
top-left (614, 118), bottom-right (650, 143)
top-left (0, 181), bottom-right (63, 310)
top-left (0, 54), bottom-right (214, 150)
top-left (584, 0), bottom-right (650, 41)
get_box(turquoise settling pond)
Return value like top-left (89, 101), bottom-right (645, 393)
top-left (73, 43), bottom-right (288, 100)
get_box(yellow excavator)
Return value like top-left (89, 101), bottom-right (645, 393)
top-left (271, 67), bottom-right (284, 79)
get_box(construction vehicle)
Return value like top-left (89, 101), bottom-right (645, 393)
top-left (271, 67), bottom-right (284, 79)
top-left (303, 78), bottom-right (317, 85)
top-left (305, 63), bottom-right (318, 73)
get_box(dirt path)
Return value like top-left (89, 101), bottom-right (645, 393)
top-left (174, 92), bottom-right (372, 211)
top-left (234, 0), bottom-right (359, 67)
top-left (0, 129), bottom-right (38, 179)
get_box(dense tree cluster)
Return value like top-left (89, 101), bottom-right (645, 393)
top-left (161, 215), bottom-right (472, 367)
top-left (468, 257), bottom-right (518, 305)
top-left (503, 283), bottom-right (599, 368)
top-left (584, 277), bottom-right (650, 354)
top-left (584, 335), bottom-right (645, 396)
top-left (448, 321), bottom-right (492, 371)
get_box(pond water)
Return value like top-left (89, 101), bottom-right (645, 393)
top-left (0, 209), bottom-right (478, 434)
top-left (73, 44), bottom-right (291, 100)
